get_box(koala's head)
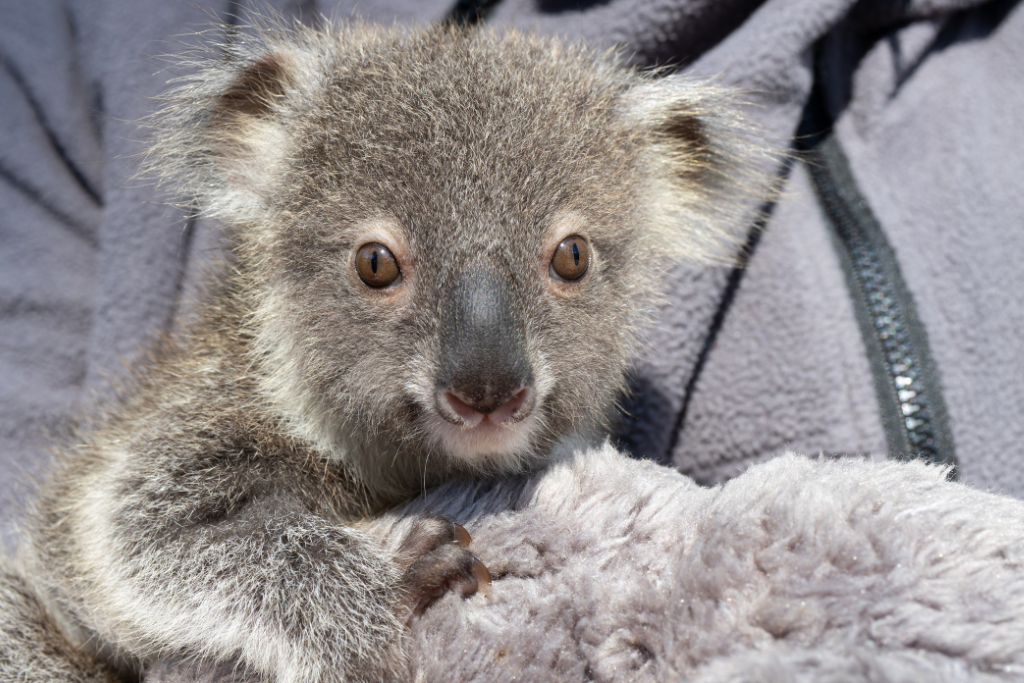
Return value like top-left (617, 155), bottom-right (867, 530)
top-left (152, 20), bottom-right (768, 495)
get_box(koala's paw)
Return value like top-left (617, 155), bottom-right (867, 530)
top-left (396, 516), bottom-right (490, 621)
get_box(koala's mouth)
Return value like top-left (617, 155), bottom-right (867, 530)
top-left (430, 386), bottom-right (539, 462)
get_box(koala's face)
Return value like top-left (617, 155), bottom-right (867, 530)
top-left (156, 23), bottom-right (761, 488)
top-left (270, 202), bottom-right (638, 471)
top-left (256, 33), bottom-right (647, 475)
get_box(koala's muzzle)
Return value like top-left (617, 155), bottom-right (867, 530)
top-left (435, 265), bottom-right (535, 427)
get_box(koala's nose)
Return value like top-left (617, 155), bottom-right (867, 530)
top-left (438, 385), bottom-right (535, 427)
top-left (435, 264), bottom-right (535, 426)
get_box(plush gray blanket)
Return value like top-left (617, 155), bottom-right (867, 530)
top-left (146, 447), bottom-right (1024, 682)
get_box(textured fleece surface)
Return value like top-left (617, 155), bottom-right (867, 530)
top-left (147, 447), bottom-right (1024, 683)
top-left (831, 3), bottom-right (1024, 493)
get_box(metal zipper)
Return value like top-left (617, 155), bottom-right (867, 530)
top-left (799, 79), bottom-right (957, 475)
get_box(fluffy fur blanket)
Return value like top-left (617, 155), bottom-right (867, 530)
top-left (147, 447), bottom-right (1024, 683)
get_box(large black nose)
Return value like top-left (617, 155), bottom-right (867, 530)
top-left (435, 264), bottom-right (533, 419)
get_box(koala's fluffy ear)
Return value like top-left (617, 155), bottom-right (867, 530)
top-left (207, 53), bottom-right (296, 190)
top-left (620, 76), bottom-right (778, 264)
top-left (146, 27), bottom-right (316, 221)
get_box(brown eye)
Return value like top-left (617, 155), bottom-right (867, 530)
top-left (550, 235), bottom-right (590, 281)
top-left (355, 243), bottom-right (401, 288)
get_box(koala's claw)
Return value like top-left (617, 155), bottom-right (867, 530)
top-left (453, 522), bottom-right (472, 548)
top-left (397, 517), bottom-right (489, 622)
top-left (471, 556), bottom-right (492, 589)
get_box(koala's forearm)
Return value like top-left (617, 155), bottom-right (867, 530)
top-left (131, 519), bottom-right (401, 682)
top-left (36, 448), bottom-right (405, 683)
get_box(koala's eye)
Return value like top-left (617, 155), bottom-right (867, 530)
top-left (550, 235), bottom-right (590, 281)
top-left (355, 243), bottom-right (401, 288)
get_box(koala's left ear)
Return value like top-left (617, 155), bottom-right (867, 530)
top-left (618, 76), bottom-right (778, 264)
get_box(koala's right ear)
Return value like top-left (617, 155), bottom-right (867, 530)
top-left (146, 32), bottom-right (312, 221)
top-left (208, 53), bottom-right (296, 189)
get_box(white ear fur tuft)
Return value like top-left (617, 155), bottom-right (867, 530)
top-left (205, 52), bottom-right (297, 204)
top-left (620, 76), bottom-right (782, 265)
top-left (143, 23), bottom-right (331, 224)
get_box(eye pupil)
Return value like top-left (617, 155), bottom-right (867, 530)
top-left (356, 243), bottom-right (400, 288)
top-left (550, 235), bottom-right (589, 282)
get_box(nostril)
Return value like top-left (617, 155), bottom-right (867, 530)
top-left (489, 388), bottom-right (532, 424)
top-left (436, 387), bottom-right (535, 427)
top-left (443, 391), bottom-right (486, 426)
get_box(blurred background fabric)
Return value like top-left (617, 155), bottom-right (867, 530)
top-left (1, 0), bottom-right (1022, 550)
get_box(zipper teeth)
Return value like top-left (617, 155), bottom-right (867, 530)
top-left (848, 241), bottom-right (941, 462)
top-left (797, 42), bottom-right (956, 473)
top-left (801, 126), bottom-right (956, 473)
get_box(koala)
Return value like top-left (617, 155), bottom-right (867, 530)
top-left (2, 17), bottom-right (770, 683)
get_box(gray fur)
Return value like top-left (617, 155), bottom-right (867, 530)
top-left (0, 558), bottom-right (117, 683)
top-left (0, 18), bottom-right (770, 683)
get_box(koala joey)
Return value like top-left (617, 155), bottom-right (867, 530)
top-left (11, 17), bottom-right (771, 683)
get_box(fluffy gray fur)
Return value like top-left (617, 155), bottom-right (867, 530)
top-left (0, 561), bottom-right (117, 683)
top-left (147, 447), bottom-right (1024, 682)
top-left (0, 18), bottom-right (772, 683)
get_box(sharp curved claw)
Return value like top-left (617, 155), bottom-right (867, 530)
top-left (453, 523), bottom-right (472, 548)
top-left (471, 557), bottom-right (491, 596)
